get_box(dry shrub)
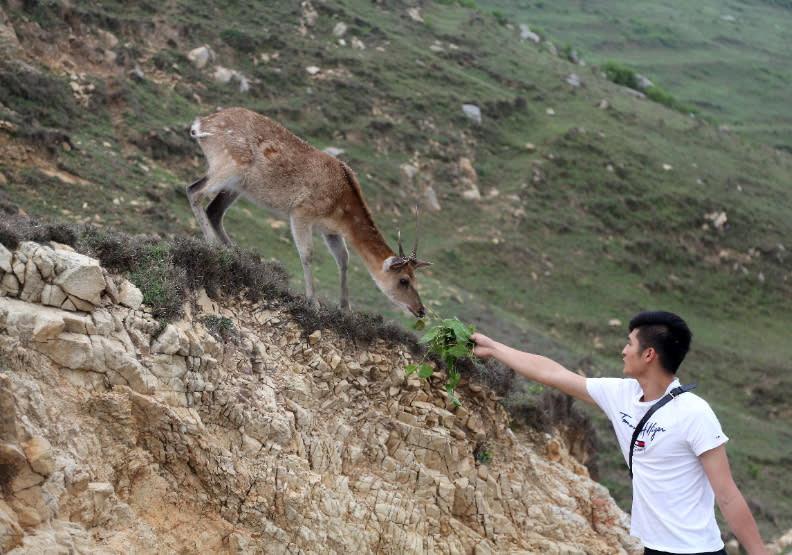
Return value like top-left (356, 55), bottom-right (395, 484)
top-left (285, 296), bottom-right (419, 352)
top-left (0, 215), bottom-right (79, 250)
top-left (506, 388), bottom-right (601, 476)
top-left (169, 235), bottom-right (290, 302)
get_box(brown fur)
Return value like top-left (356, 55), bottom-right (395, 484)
top-left (187, 108), bottom-right (431, 316)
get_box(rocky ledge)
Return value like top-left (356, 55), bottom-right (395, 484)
top-left (0, 240), bottom-right (641, 554)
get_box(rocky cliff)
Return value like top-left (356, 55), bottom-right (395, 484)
top-left (0, 239), bottom-right (643, 553)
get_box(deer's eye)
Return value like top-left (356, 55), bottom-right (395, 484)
top-left (399, 278), bottom-right (410, 286)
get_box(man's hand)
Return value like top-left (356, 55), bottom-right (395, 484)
top-left (471, 332), bottom-right (498, 358)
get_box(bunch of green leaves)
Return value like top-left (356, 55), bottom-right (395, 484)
top-left (475, 445), bottom-right (494, 465)
top-left (406, 317), bottom-right (477, 406)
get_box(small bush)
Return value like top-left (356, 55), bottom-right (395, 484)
top-left (0, 215), bottom-right (79, 250)
top-left (601, 63), bottom-right (698, 117)
top-left (490, 10), bottom-right (508, 26)
top-left (601, 61), bottom-right (638, 89)
top-left (286, 297), bottom-right (417, 350)
top-left (474, 442), bottom-right (494, 464)
top-left (559, 43), bottom-right (581, 64)
top-left (0, 69), bottom-right (77, 130)
top-left (169, 235), bottom-right (290, 302)
top-left (128, 241), bottom-right (187, 321)
top-left (457, 356), bottom-right (514, 397)
top-left (645, 86), bottom-right (698, 116)
top-left (220, 26), bottom-right (259, 54)
top-left (78, 226), bottom-right (141, 273)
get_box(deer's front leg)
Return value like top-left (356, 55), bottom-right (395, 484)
top-left (290, 216), bottom-right (317, 305)
top-left (323, 233), bottom-right (350, 310)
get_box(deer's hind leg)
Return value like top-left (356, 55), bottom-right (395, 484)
top-left (187, 176), bottom-right (221, 244)
top-left (206, 189), bottom-right (241, 246)
top-left (187, 175), bottom-right (241, 245)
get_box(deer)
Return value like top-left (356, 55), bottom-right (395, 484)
top-left (186, 107), bottom-right (431, 317)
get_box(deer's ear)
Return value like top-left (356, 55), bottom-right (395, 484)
top-left (411, 259), bottom-right (432, 270)
top-left (383, 256), bottom-right (408, 272)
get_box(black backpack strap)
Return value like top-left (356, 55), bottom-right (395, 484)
top-left (628, 383), bottom-right (697, 477)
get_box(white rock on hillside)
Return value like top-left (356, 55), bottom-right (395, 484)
top-left (519, 24), bottom-right (540, 43)
top-left (187, 45), bottom-right (214, 69)
top-left (462, 103), bottom-right (482, 124)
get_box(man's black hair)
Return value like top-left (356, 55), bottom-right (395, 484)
top-left (628, 310), bottom-right (692, 374)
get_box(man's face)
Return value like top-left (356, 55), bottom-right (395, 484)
top-left (621, 328), bottom-right (647, 378)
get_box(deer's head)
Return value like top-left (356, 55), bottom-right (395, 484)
top-left (381, 211), bottom-right (432, 318)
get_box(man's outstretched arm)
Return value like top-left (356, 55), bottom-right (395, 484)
top-left (472, 332), bottom-right (596, 405)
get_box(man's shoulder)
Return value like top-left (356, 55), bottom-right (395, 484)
top-left (677, 390), bottom-right (716, 413)
top-left (587, 376), bottom-right (639, 389)
top-left (587, 376), bottom-right (640, 399)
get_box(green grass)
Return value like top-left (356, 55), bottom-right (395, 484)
top-left (2, 0), bottom-right (791, 543)
top-left (478, 0), bottom-right (792, 152)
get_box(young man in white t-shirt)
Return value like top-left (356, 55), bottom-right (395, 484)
top-left (471, 310), bottom-right (767, 555)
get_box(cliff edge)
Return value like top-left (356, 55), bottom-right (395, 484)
top-left (0, 240), bottom-right (640, 554)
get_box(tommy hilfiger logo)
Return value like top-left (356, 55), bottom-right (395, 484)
top-left (620, 412), bottom-right (669, 442)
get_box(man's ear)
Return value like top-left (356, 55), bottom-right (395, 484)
top-left (643, 347), bottom-right (656, 362)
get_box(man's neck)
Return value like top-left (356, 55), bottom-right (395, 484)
top-left (638, 373), bottom-right (676, 402)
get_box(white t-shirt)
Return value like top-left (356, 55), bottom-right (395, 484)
top-left (587, 377), bottom-right (728, 553)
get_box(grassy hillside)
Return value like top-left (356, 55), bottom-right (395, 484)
top-left (478, 0), bottom-right (792, 152)
top-left (1, 0), bottom-right (791, 542)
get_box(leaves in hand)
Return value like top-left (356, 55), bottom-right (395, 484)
top-left (406, 317), bottom-right (477, 407)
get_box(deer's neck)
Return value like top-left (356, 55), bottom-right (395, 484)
top-left (335, 189), bottom-right (394, 276)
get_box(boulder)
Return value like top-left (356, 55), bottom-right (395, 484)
top-left (462, 103), bottom-right (482, 125)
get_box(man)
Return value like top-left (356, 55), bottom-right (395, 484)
top-left (471, 310), bottom-right (766, 555)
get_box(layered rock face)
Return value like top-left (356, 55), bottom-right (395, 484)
top-left (0, 241), bottom-right (641, 554)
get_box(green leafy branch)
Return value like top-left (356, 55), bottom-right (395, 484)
top-left (406, 317), bottom-right (477, 407)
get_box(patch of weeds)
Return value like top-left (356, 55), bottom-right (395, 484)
top-left (286, 297), bottom-right (417, 349)
top-left (201, 314), bottom-right (237, 342)
top-left (0, 69), bottom-right (76, 129)
top-left (0, 215), bottom-right (79, 250)
top-left (559, 42), bottom-right (582, 64)
top-left (457, 356), bottom-right (514, 398)
top-left (600, 62), bottom-right (697, 116)
top-left (489, 9), bottom-right (508, 26)
top-left (601, 61), bottom-right (639, 89)
top-left (169, 235), bottom-right (290, 302)
top-left (128, 242), bottom-right (187, 321)
top-left (220, 26), bottom-right (260, 54)
top-left (474, 442), bottom-right (494, 465)
top-left (77, 226), bottom-right (142, 273)
top-left (645, 85), bottom-right (698, 116)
